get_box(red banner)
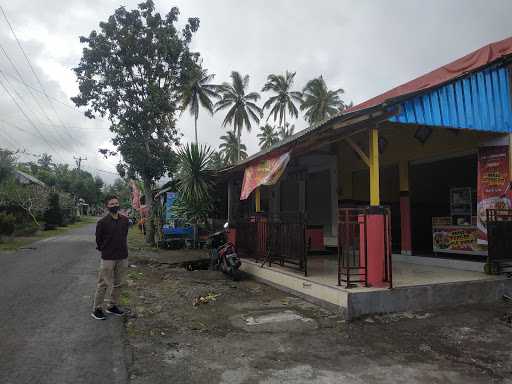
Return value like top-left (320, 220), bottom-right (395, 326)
top-left (240, 152), bottom-right (290, 200)
top-left (477, 145), bottom-right (512, 244)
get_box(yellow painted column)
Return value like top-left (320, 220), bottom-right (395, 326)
top-left (369, 127), bottom-right (380, 206)
top-left (255, 187), bottom-right (261, 212)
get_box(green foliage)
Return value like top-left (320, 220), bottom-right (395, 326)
top-left (13, 220), bottom-right (39, 236)
top-left (219, 131), bottom-right (247, 166)
top-left (44, 193), bottom-right (63, 228)
top-left (257, 124), bottom-right (280, 149)
top-left (0, 179), bottom-right (49, 226)
top-left (0, 212), bottom-right (15, 236)
top-left (174, 143), bottom-right (215, 224)
top-left (301, 76), bottom-right (346, 124)
top-left (37, 153), bottom-right (54, 170)
top-left (210, 151), bottom-right (225, 170)
top-left (215, 71), bottom-right (262, 161)
top-left (103, 178), bottom-right (132, 209)
top-left (278, 123), bottom-right (295, 141)
top-left (0, 148), bottom-right (16, 184)
top-left (72, 0), bottom-right (200, 186)
top-left (262, 71), bottom-right (303, 127)
top-left (15, 162), bottom-right (104, 206)
top-left (181, 67), bottom-right (219, 143)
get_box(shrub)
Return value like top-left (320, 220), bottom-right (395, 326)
top-left (0, 212), bottom-right (16, 236)
top-left (44, 193), bottom-right (63, 229)
top-left (13, 221), bottom-right (40, 236)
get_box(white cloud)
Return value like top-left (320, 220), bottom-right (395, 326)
top-left (1, 0), bottom-right (512, 183)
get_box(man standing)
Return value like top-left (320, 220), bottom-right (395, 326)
top-left (91, 195), bottom-right (129, 320)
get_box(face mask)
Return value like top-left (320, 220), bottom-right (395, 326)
top-left (108, 206), bottom-right (120, 214)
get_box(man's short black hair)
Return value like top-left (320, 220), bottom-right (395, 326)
top-left (104, 194), bottom-right (119, 206)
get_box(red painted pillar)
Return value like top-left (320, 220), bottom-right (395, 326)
top-left (400, 192), bottom-right (412, 255)
top-left (359, 208), bottom-right (388, 287)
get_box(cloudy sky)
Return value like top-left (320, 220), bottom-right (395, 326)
top-left (1, 0), bottom-right (511, 184)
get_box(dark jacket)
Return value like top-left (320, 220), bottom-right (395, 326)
top-left (95, 214), bottom-right (129, 260)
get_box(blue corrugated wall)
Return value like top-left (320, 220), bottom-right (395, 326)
top-left (389, 65), bottom-right (512, 132)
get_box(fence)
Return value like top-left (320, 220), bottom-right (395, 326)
top-left (235, 212), bottom-right (308, 275)
top-left (337, 207), bottom-right (392, 288)
top-left (486, 208), bottom-right (512, 274)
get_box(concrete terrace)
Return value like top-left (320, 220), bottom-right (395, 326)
top-left (241, 256), bottom-right (512, 319)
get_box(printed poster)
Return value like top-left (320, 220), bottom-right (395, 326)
top-left (433, 226), bottom-right (486, 254)
top-left (477, 146), bottom-right (512, 244)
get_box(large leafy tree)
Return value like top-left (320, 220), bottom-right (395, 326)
top-left (219, 131), bottom-right (247, 165)
top-left (257, 124), bottom-right (279, 149)
top-left (181, 67), bottom-right (219, 144)
top-left (72, 1), bottom-right (200, 243)
top-left (215, 71), bottom-right (262, 161)
top-left (262, 71), bottom-right (302, 128)
top-left (300, 76), bottom-right (345, 124)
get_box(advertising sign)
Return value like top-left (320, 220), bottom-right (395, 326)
top-left (165, 192), bottom-right (177, 225)
top-left (432, 226), bottom-right (486, 255)
top-left (477, 145), bottom-right (512, 244)
top-left (240, 152), bottom-right (290, 200)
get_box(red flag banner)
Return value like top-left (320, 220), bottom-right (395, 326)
top-left (477, 145), bottom-right (512, 244)
top-left (240, 152), bottom-right (290, 200)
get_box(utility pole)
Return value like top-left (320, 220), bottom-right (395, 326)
top-left (74, 155), bottom-right (87, 171)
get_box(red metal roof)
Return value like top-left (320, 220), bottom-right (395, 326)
top-left (347, 36), bottom-right (512, 113)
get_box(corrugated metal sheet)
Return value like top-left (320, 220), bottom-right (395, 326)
top-left (389, 65), bottom-right (512, 132)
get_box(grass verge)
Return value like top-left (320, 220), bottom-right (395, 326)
top-left (0, 215), bottom-right (98, 251)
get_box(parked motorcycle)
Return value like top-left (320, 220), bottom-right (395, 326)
top-left (208, 222), bottom-right (242, 281)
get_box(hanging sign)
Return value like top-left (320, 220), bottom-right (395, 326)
top-left (240, 152), bottom-right (290, 200)
top-left (477, 145), bottom-right (512, 244)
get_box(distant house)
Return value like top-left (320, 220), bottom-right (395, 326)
top-left (13, 169), bottom-right (46, 187)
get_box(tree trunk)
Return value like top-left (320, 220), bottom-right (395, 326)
top-left (142, 176), bottom-right (155, 245)
top-left (194, 115), bottom-right (198, 145)
top-left (237, 127), bottom-right (241, 162)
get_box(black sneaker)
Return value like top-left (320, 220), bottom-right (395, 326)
top-left (105, 305), bottom-right (124, 316)
top-left (91, 308), bottom-right (106, 320)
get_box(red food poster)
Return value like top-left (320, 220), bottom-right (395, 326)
top-left (477, 145), bottom-right (512, 244)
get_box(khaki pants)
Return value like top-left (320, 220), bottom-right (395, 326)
top-left (93, 259), bottom-right (127, 309)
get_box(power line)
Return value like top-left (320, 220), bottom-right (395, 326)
top-left (0, 5), bottom-right (83, 149)
top-left (0, 69), bottom-right (69, 151)
top-left (0, 46), bottom-right (72, 151)
top-left (0, 73), bottom-right (66, 163)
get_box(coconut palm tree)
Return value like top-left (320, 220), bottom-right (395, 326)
top-left (278, 123), bottom-right (295, 141)
top-left (300, 76), bottom-right (345, 124)
top-left (257, 124), bottom-right (280, 149)
top-left (210, 151), bottom-right (225, 170)
top-left (215, 71), bottom-right (262, 161)
top-left (262, 71), bottom-right (302, 128)
top-left (219, 131), bottom-right (247, 165)
top-left (181, 67), bottom-right (219, 144)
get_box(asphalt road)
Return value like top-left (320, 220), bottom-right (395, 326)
top-left (0, 223), bottom-right (127, 384)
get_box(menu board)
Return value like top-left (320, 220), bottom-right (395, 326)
top-left (477, 146), bottom-right (512, 245)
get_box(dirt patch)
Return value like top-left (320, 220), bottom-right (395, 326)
top-left (123, 255), bottom-right (512, 384)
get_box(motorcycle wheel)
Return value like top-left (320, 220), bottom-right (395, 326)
top-left (231, 268), bottom-right (242, 282)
